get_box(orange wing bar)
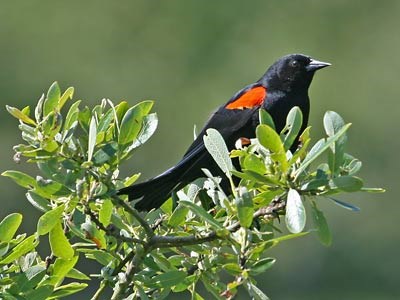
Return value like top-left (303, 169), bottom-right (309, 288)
top-left (226, 86), bottom-right (266, 110)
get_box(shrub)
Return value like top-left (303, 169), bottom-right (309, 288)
top-left (0, 83), bottom-right (383, 299)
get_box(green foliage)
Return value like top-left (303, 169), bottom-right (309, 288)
top-left (1, 83), bottom-right (383, 299)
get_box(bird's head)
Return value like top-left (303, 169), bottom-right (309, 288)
top-left (261, 54), bottom-right (331, 92)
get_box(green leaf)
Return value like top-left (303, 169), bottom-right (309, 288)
top-left (236, 187), bottom-right (254, 228)
top-left (66, 268), bottom-right (90, 280)
top-left (2, 170), bottom-right (37, 189)
top-left (249, 257), bottom-right (276, 276)
top-left (172, 274), bottom-right (197, 293)
top-left (6, 105), bottom-right (37, 125)
top-left (311, 202), bottom-right (332, 246)
top-left (294, 123), bottom-right (352, 179)
top-left (285, 189), bottom-right (306, 234)
top-left (129, 112), bottom-right (158, 149)
top-left (360, 187), bottom-right (385, 193)
top-left (201, 276), bottom-right (225, 299)
top-left (108, 213), bottom-right (130, 233)
top-left (260, 232), bottom-right (309, 250)
top-left (330, 176), bottom-right (363, 192)
top-left (243, 154), bottom-right (266, 174)
top-left (326, 197), bottom-right (360, 212)
top-left (78, 106), bottom-right (91, 133)
top-left (0, 235), bottom-right (38, 264)
top-left (21, 105), bottom-right (30, 116)
top-left (87, 116), bottom-right (97, 161)
top-left (233, 170), bottom-right (280, 186)
top-left (42, 111), bottom-right (62, 138)
top-left (25, 285), bottom-right (54, 300)
top-left (114, 101), bottom-right (129, 125)
top-left (248, 282), bottom-right (270, 300)
top-left (299, 126), bottom-right (311, 144)
top-left (92, 250), bottom-right (115, 265)
top-left (123, 173), bottom-right (141, 186)
top-left (180, 200), bottom-right (224, 231)
top-left (44, 81), bottom-right (61, 116)
top-left (283, 106), bottom-right (303, 151)
top-left (21, 252), bottom-right (37, 271)
top-left (151, 252), bottom-right (174, 272)
top-left (93, 142), bottom-right (118, 165)
top-left (42, 140), bottom-right (59, 152)
top-left (35, 94), bottom-right (45, 122)
top-left (97, 108), bottom-right (114, 133)
top-left (346, 158), bottom-right (362, 175)
top-left (49, 283), bottom-right (88, 299)
top-left (19, 123), bottom-right (36, 137)
top-left (203, 128), bottom-right (233, 176)
top-left (148, 270), bottom-right (187, 288)
top-left (256, 124), bottom-right (282, 153)
top-left (161, 198), bottom-right (173, 214)
top-left (324, 111), bottom-right (347, 175)
top-left (58, 87), bottom-right (74, 110)
top-left (99, 199), bottom-right (113, 227)
top-left (168, 204), bottom-right (189, 227)
top-left (37, 204), bottom-right (65, 235)
top-left (301, 179), bottom-right (329, 192)
top-left (253, 189), bottom-right (283, 206)
top-left (192, 292), bottom-right (205, 300)
top-left (63, 100), bottom-right (81, 131)
top-left (49, 222), bottom-right (74, 259)
top-left (118, 100), bottom-right (154, 145)
top-left (256, 124), bottom-right (288, 172)
top-left (137, 285), bottom-right (151, 300)
top-left (187, 181), bottom-right (203, 201)
top-left (223, 263), bottom-right (242, 276)
top-left (36, 178), bottom-right (71, 197)
top-left (48, 256), bottom-right (79, 285)
top-left (81, 222), bottom-right (107, 249)
top-left (0, 213), bottom-right (22, 242)
top-left (258, 108), bottom-right (275, 130)
top-left (23, 266), bottom-right (46, 291)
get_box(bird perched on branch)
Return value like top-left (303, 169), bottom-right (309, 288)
top-left (118, 54), bottom-right (330, 211)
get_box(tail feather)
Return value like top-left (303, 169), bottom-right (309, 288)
top-left (118, 173), bottom-right (179, 211)
top-left (118, 141), bottom-right (210, 211)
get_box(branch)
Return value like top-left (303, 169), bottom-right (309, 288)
top-left (109, 196), bottom-right (286, 299)
top-left (150, 232), bottom-right (217, 248)
top-left (85, 204), bottom-right (145, 245)
top-left (113, 195), bottom-right (154, 238)
top-left (151, 197), bottom-right (286, 248)
top-left (111, 250), bottom-right (135, 277)
top-left (91, 281), bottom-right (107, 300)
top-left (111, 244), bottom-right (151, 300)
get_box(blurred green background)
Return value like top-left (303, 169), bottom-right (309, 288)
top-left (1, 1), bottom-right (398, 299)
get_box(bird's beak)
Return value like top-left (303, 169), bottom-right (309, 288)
top-left (306, 59), bottom-right (331, 72)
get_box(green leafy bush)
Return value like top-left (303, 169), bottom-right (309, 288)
top-left (0, 83), bottom-right (383, 299)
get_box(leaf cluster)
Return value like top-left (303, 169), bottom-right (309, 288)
top-left (1, 83), bottom-right (383, 299)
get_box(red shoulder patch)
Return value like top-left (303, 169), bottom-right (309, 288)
top-left (226, 86), bottom-right (266, 110)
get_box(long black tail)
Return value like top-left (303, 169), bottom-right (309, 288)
top-left (118, 171), bottom-right (180, 211)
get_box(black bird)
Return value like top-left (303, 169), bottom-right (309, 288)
top-left (118, 54), bottom-right (330, 210)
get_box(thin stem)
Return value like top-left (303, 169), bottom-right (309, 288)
top-left (113, 196), bottom-right (154, 238)
top-left (228, 174), bottom-right (238, 199)
top-left (91, 280), bottom-right (107, 300)
top-left (150, 232), bottom-right (217, 248)
top-left (111, 250), bottom-right (135, 276)
top-left (85, 205), bottom-right (145, 245)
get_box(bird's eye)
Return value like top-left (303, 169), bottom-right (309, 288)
top-left (290, 60), bottom-right (299, 68)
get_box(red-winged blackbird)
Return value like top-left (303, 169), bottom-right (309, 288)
top-left (118, 54), bottom-right (330, 211)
